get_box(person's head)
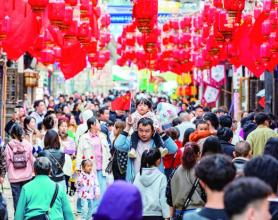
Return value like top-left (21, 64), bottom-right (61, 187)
top-left (10, 123), bottom-right (24, 142)
top-left (59, 94), bottom-right (65, 104)
top-left (195, 106), bottom-right (204, 118)
top-left (264, 137), bottom-right (278, 161)
top-left (165, 127), bottom-right (180, 141)
top-left (81, 159), bottom-right (93, 174)
top-left (137, 117), bottom-right (155, 142)
top-left (231, 119), bottom-right (238, 131)
top-left (217, 127), bottom-right (234, 143)
top-left (224, 177), bottom-right (272, 220)
top-left (94, 181), bottom-right (142, 220)
top-left (87, 116), bottom-right (100, 133)
top-left (107, 120), bottom-right (114, 132)
top-left (182, 127), bottom-right (195, 146)
top-left (233, 141), bottom-right (252, 158)
top-left (16, 106), bottom-right (25, 118)
top-left (196, 154), bottom-right (236, 192)
top-left (23, 116), bottom-right (36, 132)
top-left (62, 105), bottom-right (70, 114)
top-left (179, 112), bottom-right (191, 122)
top-left (215, 108), bottom-right (226, 117)
top-left (136, 98), bottom-right (152, 115)
top-left (202, 136), bottom-right (222, 157)
top-left (43, 115), bottom-right (54, 130)
top-left (44, 129), bottom-right (61, 150)
top-left (113, 120), bottom-right (126, 138)
top-left (219, 115), bottom-right (233, 128)
top-left (99, 107), bottom-right (110, 122)
top-left (172, 117), bottom-right (182, 127)
top-left (140, 148), bottom-right (161, 174)
top-left (182, 142), bottom-right (200, 170)
top-left (69, 114), bottom-right (77, 126)
top-left (255, 113), bottom-right (270, 127)
top-left (196, 120), bottom-right (209, 132)
top-left (203, 112), bottom-right (219, 130)
top-left (34, 100), bottom-right (45, 114)
top-left (34, 157), bottom-right (52, 176)
top-left (58, 118), bottom-right (68, 138)
top-left (244, 155), bottom-right (278, 194)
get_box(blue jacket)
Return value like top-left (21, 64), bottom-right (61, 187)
top-left (114, 132), bottom-right (178, 182)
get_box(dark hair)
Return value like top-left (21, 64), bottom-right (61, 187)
top-left (45, 110), bottom-right (55, 118)
top-left (234, 141), bottom-right (251, 157)
top-left (255, 113), bottom-right (270, 125)
top-left (137, 117), bottom-right (154, 131)
top-left (264, 137), bottom-right (278, 160)
top-left (81, 159), bottom-right (92, 169)
top-left (43, 115), bottom-right (54, 130)
top-left (107, 120), bottom-right (114, 127)
top-left (23, 116), bottom-right (36, 131)
top-left (37, 122), bottom-right (43, 131)
top-left (58, 118), bottom-right (69, 128)
top-left (224, 177), bottom-right (272, 218)
top-left (10, 123), bottom-right (24, 142)
top-left (73, 103), bottom-right (80, 112)
top-left (217, 127), bottom-right (233, 142)
top-left (202, 136), bottom-right (222, 157)
top-left (136, 98), bottom-right (152, 109)
top-left (33, 99), bottom-right (44, 109)
top-left (195, 154), bottom-right (236, 191)
top-left (99, 107), bottom-right (109, 116)
top-left (219, 115), bottom-right (233, 128)
top-left (203, 112), bottom-right (219, 129)
top-left (44, 129), bottom-right (61, 150)
top-left (182, 128), bottom-right (195, 147)
top-left (196, 120), bottom-right (208, 128)
top-left (140, 148), bottom-right (161, 175)
top-left (244, 155), bottom-right (278, 193)
top-left (194, 105), bottom-right (203, 111)
top-left (165, 127), bottom-right (180, 140)
top-left (172, 118), bottom-right (182, 127)
top-left (34, 157), bottom-right (52, 175)
top-left (182, 142), bottom-right (200, 170)
top-left (86, 116), bottom-right (97, 132)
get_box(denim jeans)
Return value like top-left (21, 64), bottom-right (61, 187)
top-left (92, 170), bottom-right (107, 214)
top-left (10, 180), bottom-right (30, 211)
top-left (80, 199), bottom-right (94, 220)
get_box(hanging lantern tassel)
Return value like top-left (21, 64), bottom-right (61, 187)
top-left (36, 16), bottom-right (42, 34)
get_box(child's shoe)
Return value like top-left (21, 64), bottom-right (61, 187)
top-left (159, 147), bottom-right (168, 157)
top-left (128, 148), bottom-right (137, 158)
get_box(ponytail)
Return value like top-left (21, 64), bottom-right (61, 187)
top-left (182, 142), bottom-right (200, 170)
top-left (139, 148), bottom-right (161, 175)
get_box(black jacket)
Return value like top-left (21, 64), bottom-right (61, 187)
top-left (219, 140), bottom-right (235, 158)
top-left (38, 149), bottom-right (65, 182)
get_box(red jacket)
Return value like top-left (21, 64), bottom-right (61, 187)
top-left (164, 140), bottom-right (182, 169)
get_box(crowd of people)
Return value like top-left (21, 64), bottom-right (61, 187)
top-left (0, 91), bottom-right (278, 220)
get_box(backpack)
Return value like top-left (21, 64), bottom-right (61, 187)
top-left (8, 144), bottom-right (27, 169)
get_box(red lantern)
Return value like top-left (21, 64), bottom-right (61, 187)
top-left (260, 42), bottom-right (271, 61)
top-left (64, 20), bottom-right (78, 40)
top-left (48, 1), bottom-right (65, 26)
top-left (80, 0), bottom-right (92, 20)
top-left (133, 0), bottom-right (158, 33)
top-left (40, 48), bottom-right (55, 65)
top-left (223, 0), bottom-right (245, 18)
top-left (28, 0), bottom-right (49, 13)
top-left (64, 0), bottom-right (77, 6)
top-left (77, 22), bottom-right (91, 45)
top-left (0, 16), bottom-right (10, 41)
top-left (59, 5), bottom-right (73, 31)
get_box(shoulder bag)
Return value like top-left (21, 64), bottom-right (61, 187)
top-left (174, 178), bottom-right (199, 220)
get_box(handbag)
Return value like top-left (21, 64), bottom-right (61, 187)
top-left (105, 152), bottom-right (115, 174)
top-left (28, 184), bottom-right (59, 220)
top-left (174, 178), bottom-right (199, 220)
